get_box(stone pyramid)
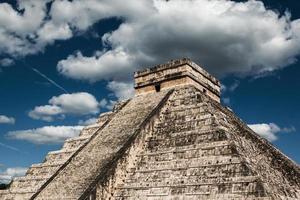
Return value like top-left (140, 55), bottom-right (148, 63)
top-left (1, 58), bottom-right (299, 200)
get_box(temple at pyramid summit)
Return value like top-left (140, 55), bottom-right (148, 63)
top-left (1, 58), bottom-right (300, 200)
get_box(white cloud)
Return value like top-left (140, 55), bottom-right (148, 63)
top-left (1, 0), bottom-right (300, 78)
top-left (99, 98), bottom-right (116, 110)
top-left (0, 115), bottom-right (15, 124)
top-left (0, 58), bottom-right (14, 67)
top-left (57, 48), bottom-right (136, 82)
top-left (36, 22), bottom-right (72, 44)
top-left (78, 118), bottom-right (98, 126)
top-left (57, 0), bottom-right (300, 82)
top-left (7, 125), bottom-right (84, 144)
top-left (49, 93), bottom-right (99, 114)
top-left (248, 123), bottom-right (296, 142)
top-left (0, 1), bottom-right (49, 56)
top-left (49, 0), bottom-right (153, 31)
top-left (0, 1), bottom-right (47, 34)
top-left (28, 92), bottom-right (99, 121)
top-left (107, 81), bottom-right (134, 100)
top-left (0, 167), bottom-right (27, 184)
top-left (0, 0), bottom-right (152, 57)
top-left (28, 105), bottom-right (63, 122)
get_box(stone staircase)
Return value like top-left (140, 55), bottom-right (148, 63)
top-left (0, 111), bottom-right (114, 200)
top-left (33, 90), bottom-right (173, 199)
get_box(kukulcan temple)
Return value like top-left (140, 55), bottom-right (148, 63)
top-left (1, 58), bottom-right (299, 200)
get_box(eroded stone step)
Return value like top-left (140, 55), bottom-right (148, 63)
top-left (45, 149), bottom-right (77, 164)
top-left (64, 135), bottom-right (91, 143)
top-left (146, 131), bottom-right (228, 150)
top-left (149, 128), bottom-right (227, 140)
top-left (0, 192), bottom-right (34, 200)
top-left (138, 145), bottom-right (235, 163)
top-left (153, 120), bottom-right (217, 133)
top-left (163, 103), bottom-right (208, 112)
top-left (9, 174), bottom-right (52, 193)
top-left (141, 140), bottom-right (231, 156)
top-left (9, 183), bottom-right (41, 192)
top-left (156, 117), bottom-right (214, 127)
top-left (159, 110), bottom-right (211, 121)
top-left (128, 162), bottom-right (253, 183)
top-left (126, 169), bottom-right (254, 185)
top-left (158, 114), bottom-right (214, 125)
top-left (79, 126), bottom-right (101, 137)
top-left (26, 162), bottom-right (63, 177)
top-left (135, 155), bottom-right (241, 172)
top-left (61, 138), bottom-right (89, 150)
top-left (113, 195), bottom-right (272, 200)
top-left (119, 175), bottom-right (260, 189)
top-left (114, 189), bottom-right (271, 200)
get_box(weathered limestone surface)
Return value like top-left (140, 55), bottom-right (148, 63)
top-left (1, 58), bottom-right (299, 200)
top-left (34, 89), bottom-right (173, 199)
top-left (93, 86), bottom-right (300, 200)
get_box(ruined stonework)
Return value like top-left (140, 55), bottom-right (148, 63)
top-left (1, 58), bottom-right (299, 200)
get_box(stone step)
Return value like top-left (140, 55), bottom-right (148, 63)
top-left (1, 192), bottom-right (34, 200)
top-left (146, 130), bottom-right (228, 150)
top-left (138, 145), bottom-right (235, 162)
top-left (149, 128), bottom-right (227, 140)
top-left (153, 122), bottom-right (216, 134)
top-left (44, 149), bottom-right (75, 164)
top-left (113, 195), bottom-right (272, 200)
top-left (79, 126), bottom-right (100, 137)
top-left (9, 176), bottom-right (50, 192)
top-left (96, 111), bottom-right (113, 124)
top-left (9, 164), bottom-right (66, 193)
top-left (160, 110), bottom-right (209, 120)
top-left (9, 179), bottom-right (43, 193)
top-left (127, 167), bottom-right (253, 184)
top-left (13, 175), bottom-right (51, 182)
top-left (8, 186), bottom-right (37, 194)
top-left (167, 98), bottom-right (203, 108)
top-left (171, 90), bottom-right (201, 99)
top-left (61, 138), bottom-right (89, 150)
top-left (168, 95), bottom-right (201, 103)
top-left (134, 155), bottom-right (241, 172)
top-left (30, 161), bottom-right (65, 168)
top-left (159, 113), bottom-right (214, 125)
top-left (64, 135), bottom-right (91, 143)
top-left (114, 188), bottom-right (271, 200)
top-left (119, 175), bottom-right (260, 189)
top-left (25, 162), bottom-right (63, 177)
top-left (170, 90), bottom-right (201, 98)
top-left (163, 103), bottom-right (208, 112)
top-left (128, 162), bottom-right (253, 182)
top-left (156, 117), bottom-right (214, 127)
top-left (141, 140), bottom-right (231, 155)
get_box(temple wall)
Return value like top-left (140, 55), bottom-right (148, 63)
top-left (135, 75), bottom-right (220, 102)
top-left (134, 60), bottom-right (221, 103)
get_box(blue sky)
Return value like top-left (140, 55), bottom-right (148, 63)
top-left (0, 0), bottom-right (300, 182)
